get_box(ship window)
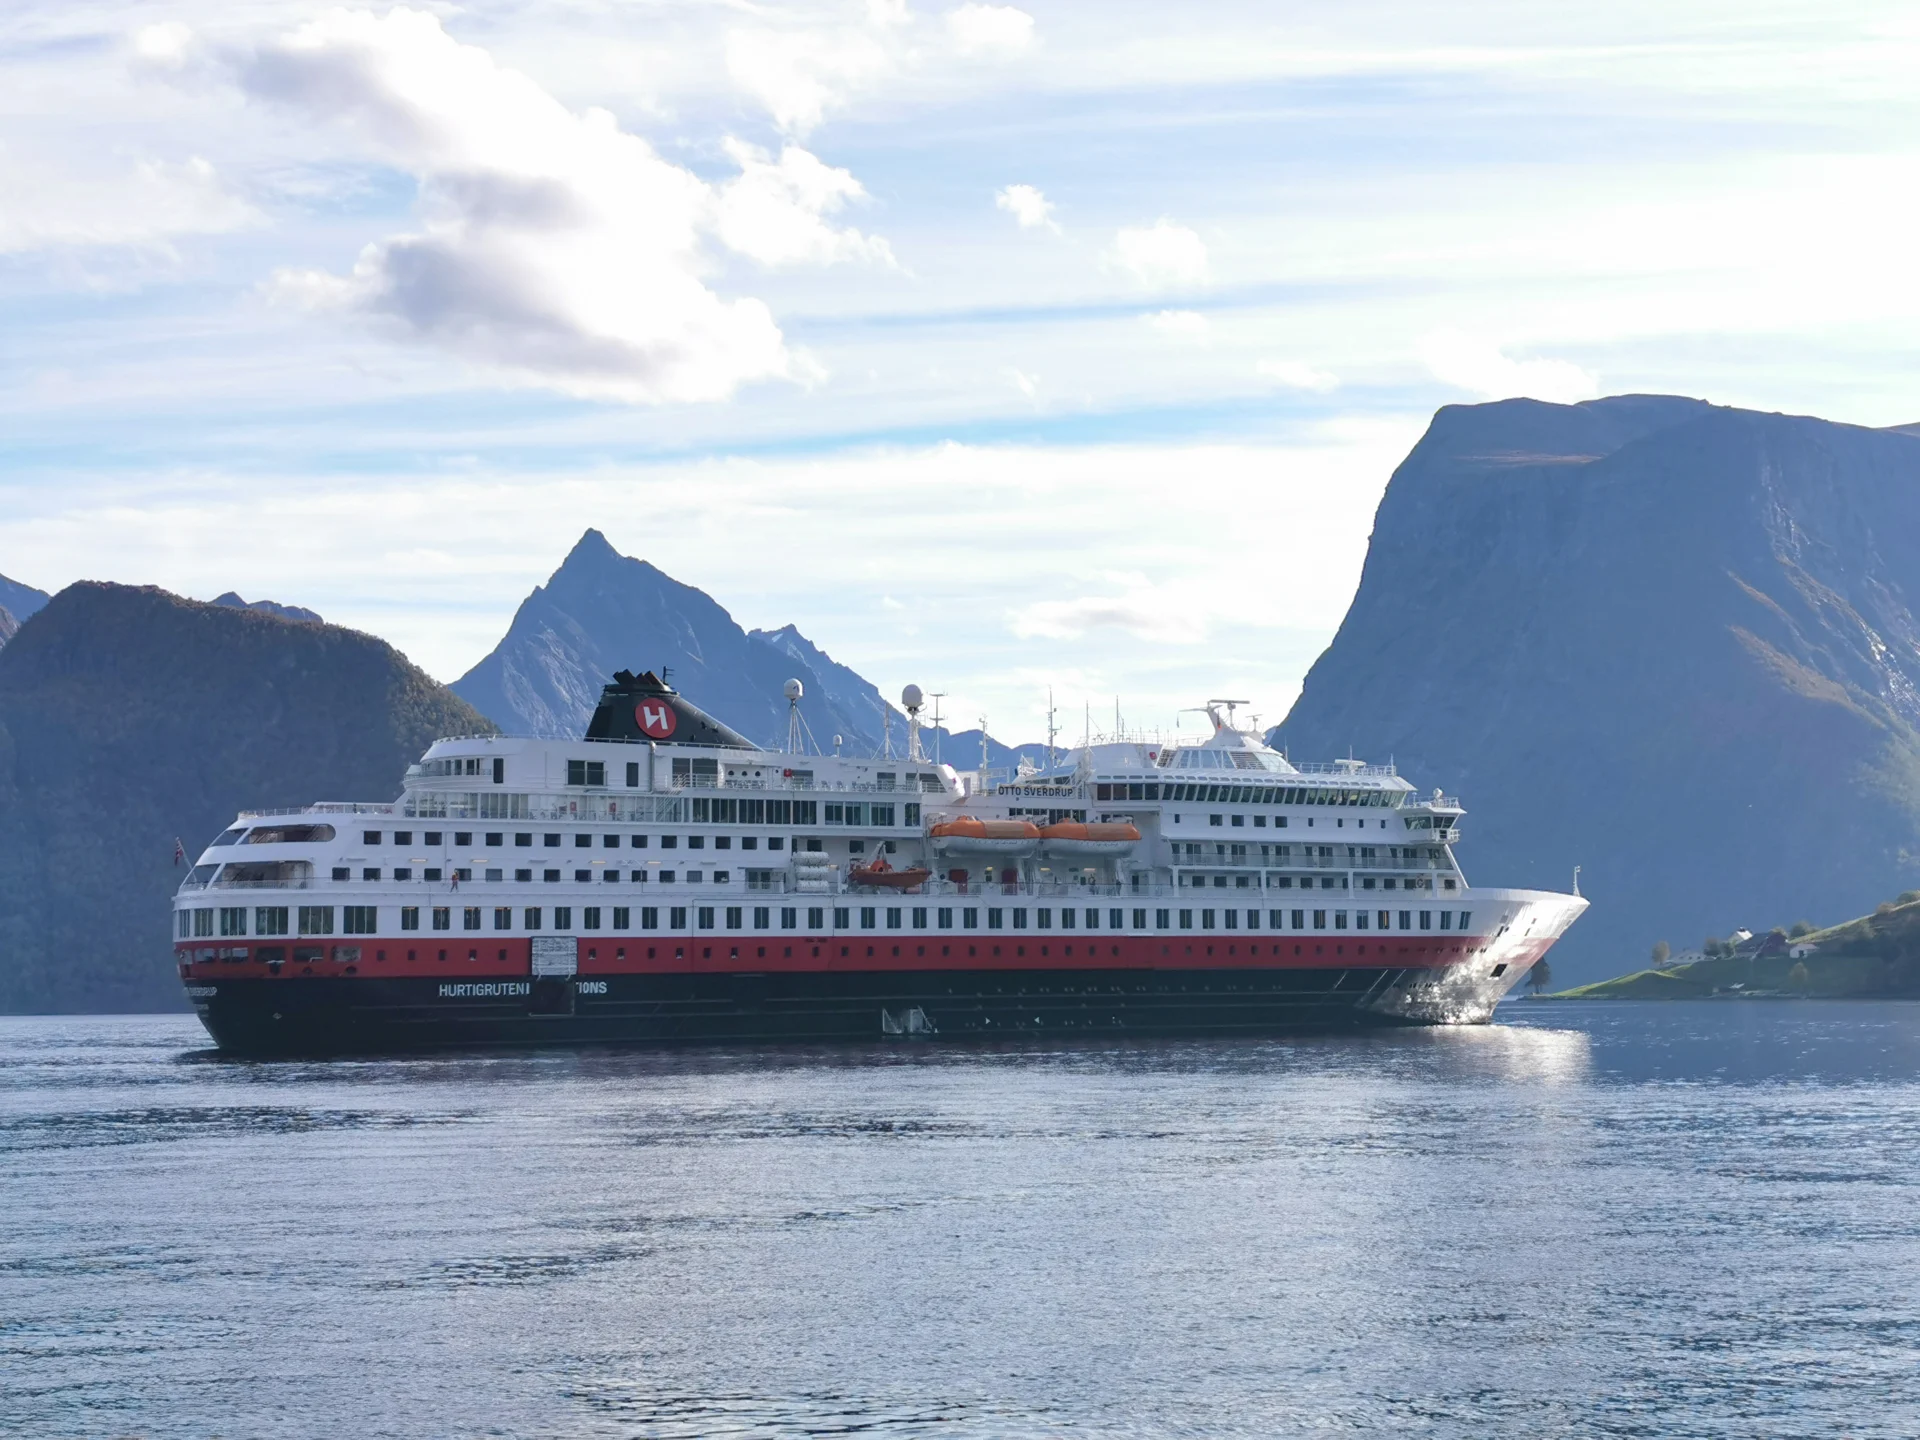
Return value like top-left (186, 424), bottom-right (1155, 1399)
top-left (741, 837), bottom-right (758, 851)
top-left (752, 907), bottom-right (769, 929)
top-left (432, 908), bottom-right (450, 931)
top-left (1246, 910), bottom-right (1259, 930)
top-left (463, 907), bottom-right (481, 930)
top-left (255, 907), bottom-right (289, 936)
top-left (660, 835), bottom-right (678, 849)
top-left (544, 834), bottom-right (560, 848)
top-left (213, 828), bottom-right (247, 846)
top-left (912, 908), bottom-right (927, 930)
top-left (626, 762), bottom-right (641, 788)
top-left (298, 906), bottom-right (334, 935)
top-left (697, 907), bottom-right (715, 930)
top-left (1155, 909), bottom-right (1170, 930)
top-left (492, 758), bottom-right (505, 784)
top-left (1378, 910), bottom-right (1391, 929)
top-left (554, 907), bottom-right (572, 930)
top-left (1036, 909), bottom-right (1051, 930)
top-left (525, 908), bottom-right (542, 929)
top-left (714, 836), bottom-right (731, 850)
top-left (1059, 908), bottom-right (1074, 930)
top-left (613, 907), bottom-right (630, 928)
top-left (393, 868), bottom-right (411, 882)
top-left (574, 833), bottom-right (591, 849)
top-left (987, 908), bottom-right (1003, 930)
top-left (1209, 814), bottom-right (1222, 826)
top-left (1459, 911), bottom-right (1471, 930)
top-left (1012, 908), bottom-right (1028, 930)
top-left (515, 833), bottom-right (532, 847)
top-left (884, 907), bottom-right (901, 930)
top-left (541, 869), bottom-right (558, 883)
top-left (659, 869), bottom-right (675, 883)
top-left (631, 835), bottom-right (648, 849)
top-left (962, 908), bottom-right (979, 930)
top-left (573, 869), bottom-right (590, 883)
top-left (1440, 910), bottom-right (1452, 930)
top-left (219, 907), bottom-right (246, 937)
top-left (399, 908), bottom-right (418, 932)
top-left (493, 907), bottom-right (511, 930)
top-left (1355, 911), bottom-right (1368, 930)
top-left (1312, 910), bottom-right (1326, 929)
top-left (641, 907), bottom-right (658, 930)
top-left (582, 907), bottom-right (601, 930)
top-left (246, 824), bottom-right (337, 845)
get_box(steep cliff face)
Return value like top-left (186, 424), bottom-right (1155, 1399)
top-left (1275, 395), bottom-right (1920, 985)
top-left (0, 572), bottom-right (48, 623)
top-left (0, 584), bottom-right (493, 1013)
top-left (454, 530), bottom-right (904, 752)
top-left (0, 606), bottom-right (16, 650)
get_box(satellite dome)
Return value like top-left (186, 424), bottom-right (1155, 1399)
top-left (784, 678), bottom-right (804, 702)
top-left (901, 683), bottom-right (924, 711)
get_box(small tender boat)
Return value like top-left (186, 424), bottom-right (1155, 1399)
top-left (848, 854), bottom-right (933, 890)
top-left (1038, 820), bottom-right (1142, 855)
top-left (928, 816), bottom-right (1042, 855)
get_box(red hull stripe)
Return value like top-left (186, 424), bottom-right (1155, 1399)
top-left (178, 932), bottom-right (1522, 981)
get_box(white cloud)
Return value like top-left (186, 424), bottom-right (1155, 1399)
top-left (715, 141), bottom-right (895, 268)
top-left (0, 151), bottom-right (256, 255)
top-left (1009, 579), bottom-right (1206, 645)
top-left (726, 24), bottom-right (893, 136)
top-left (946, 5), bottom-right (1036, 58)
top-left (1110, 219), bottom-right (1207, 288)
top-left (994, 183), bottom-right (1059, 232)
top-left (1420, 330), bottom-right (1599, 404)
top-left (1147, 309), bottom-right (1209, 338)
top-left (235, 8), bottom-right (900, 405)
top-left (1009, 368), bottom-right (1040, 398)
top-left (1258, 358), bottom-right (1339, 392)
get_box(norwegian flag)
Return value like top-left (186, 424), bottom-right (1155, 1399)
top-left (173, 838), bottom-right (186, 866)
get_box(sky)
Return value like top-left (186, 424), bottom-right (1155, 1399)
top-left (3, 1), bottom-right (1918, 747)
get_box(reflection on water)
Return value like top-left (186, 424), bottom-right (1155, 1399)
top-left (4, 1004), bottom-right (1920, 1438)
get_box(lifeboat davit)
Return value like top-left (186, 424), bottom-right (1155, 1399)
top-left (928, 817), bottom-right (1041, 855)
top-left (847, 854), bottom-right (932, 891)
top-left (1038, 820), bottom-right (1142, 855)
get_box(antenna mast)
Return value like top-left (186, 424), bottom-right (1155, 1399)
top-left (901, 685), bottom-right (926, 763)
top-left (1045, 688), bottom-right (1059, 770)
top-left (929, 692), bottom-right (946, 765)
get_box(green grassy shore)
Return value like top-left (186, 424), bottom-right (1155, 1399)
top-left (1553, 897), bottom-right (1920, 999)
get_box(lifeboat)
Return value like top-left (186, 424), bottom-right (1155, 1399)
top-left (928, 816), bottom-right (1041, 855)
top-left (1038, 820), bottom-right (1141, 855)
top-left (848, 854), bottom-right (932, 891)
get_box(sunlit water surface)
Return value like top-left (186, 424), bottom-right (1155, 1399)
top-left (6, 1003), bottom-right (1920, 1438)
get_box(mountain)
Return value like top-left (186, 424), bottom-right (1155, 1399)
top-left (213, 591), bottom-right (323, 623)
top-left (454, 530), bottom-right (907, 752)
top-left (1, 571), bottom-right (48, 622)
top-left (1274, 394), bottom-right (1920, 987)
top-left (0, 584), bottom-right (494, 1013)
top-left (0, 607), bottom-right (15, 650)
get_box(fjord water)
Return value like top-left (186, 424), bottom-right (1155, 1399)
top-left (6, 1005), bottom-right (1920, 1439)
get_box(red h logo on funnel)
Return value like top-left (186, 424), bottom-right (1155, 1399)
top-left (636, 701), bottom-right (677, 738)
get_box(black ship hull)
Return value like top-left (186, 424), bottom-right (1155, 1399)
top-left (186, 964), bottom-right (1466, 1056)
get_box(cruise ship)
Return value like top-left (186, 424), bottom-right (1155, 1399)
top-left (174, 670), bottom-right (1587, 1054)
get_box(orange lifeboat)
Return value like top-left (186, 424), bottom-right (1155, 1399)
top-left (848, 853), bottom-right (932, 891)
top-left (1038, 820), bottom-right (1141, 855)
top-left (928, 816), bottom-right (1041, 854)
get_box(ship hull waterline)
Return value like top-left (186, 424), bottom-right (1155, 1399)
top-left (182, 943), bottom-right (1554, 1057)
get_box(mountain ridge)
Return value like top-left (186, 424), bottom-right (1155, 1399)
top-left (1275, 394), bottom-right (1920, 986)
top-left (0, 583), bottom-right (494, 1012)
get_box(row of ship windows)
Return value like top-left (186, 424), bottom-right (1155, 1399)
top-left (1097, 782), bottom-right (1402, 806)
top-left (333, 867), bottom-right (761, 885)
top-left (183, 904), bottom-right (1473, 938)
top-left (361, 830), bottom-right (801, 850)
top-left (1181, 874), bottom-right (1457, 891)
top-left (1175, 843), bottom-right (1443, 860)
